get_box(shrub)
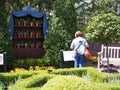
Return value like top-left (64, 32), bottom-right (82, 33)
top-left (9, 58), bottom-right (49, 70)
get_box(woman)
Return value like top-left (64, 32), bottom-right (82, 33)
top-left (70, 31), bottom-right (89, 68)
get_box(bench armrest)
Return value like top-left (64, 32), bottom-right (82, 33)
top-left (97, 51), bottom-right (103, 69)
top-left (97, 51), bottom-right (102, 55)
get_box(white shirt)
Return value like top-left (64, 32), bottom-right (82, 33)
top-left (70, 37), bottom-right (89, 55)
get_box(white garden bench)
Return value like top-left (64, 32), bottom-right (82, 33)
top-left (97, 44), bottom-right (120, 69)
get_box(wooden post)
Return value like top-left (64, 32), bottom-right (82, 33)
top-left (60, 50), bottom-right (63, 68)
top-left (3, 52), bottom-right (7, 72)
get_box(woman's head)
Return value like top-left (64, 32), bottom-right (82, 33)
top-left (75, 31), bottom-right (82, 38)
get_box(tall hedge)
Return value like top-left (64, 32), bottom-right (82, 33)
top-left (0, 0), bottom-right (13, 71)
top-left (44, 0), bottom-right (77, 68)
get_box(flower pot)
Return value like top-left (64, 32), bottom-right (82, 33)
top-left (24, 22), bottom-right (27, 26)
top-left (36, 23), bottom-right (39, 27)
top-left (25, 44), bottom-right (28, 48)
top-left (30, 33), bottom-right (33, 38)
top-left (18, 34), bottom-right (21, 38)
top-left (30, 22), bottom-right (34, 27)
top-left (24, 33), bottom-right (27, 38)
top-left (36, 33), bottom-right (40, 38)
top-left (17, 44), bottom-right (20, 48)
top-left (36, 45), bottom-right (39, 48)
top-left (18, 22), bottom-right (20, 26)
top-left (21, 33), bottom-right (23, 38)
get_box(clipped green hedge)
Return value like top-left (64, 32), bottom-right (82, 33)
top-left (8, 73), bottom-right (57, 90)
top-left (0, 71), bottom-right (39, 85)
top-left (0, 67), bottom-right (120, 90)
top-left (41, 75), bottom-right (120, 90)
top-left (51, 67), bottom-right (107, 82)
top-left (41, 75), bottom-right (95, 90)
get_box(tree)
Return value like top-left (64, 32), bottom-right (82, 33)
top-left (86, 13), bottom-right (120, 72)
top-left (44, 14), bottom-right (66, 67)
top-left (44, 0), bottom-right (77, 68)
top-left (0, 0), bottom-right (13, 71)
top-left (5, 0), bottom-right (54, 18)
top-left (75, 0), bottom-right (117, 32)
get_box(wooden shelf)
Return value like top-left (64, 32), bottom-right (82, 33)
top-left (14, 26), bottom-right (43, 28)
top-left (12, 15), bottom-right (44, 59)
top-left (14, 48), bottom-right (44, 59)
top-left (13, 37), bottom-right (44, 39)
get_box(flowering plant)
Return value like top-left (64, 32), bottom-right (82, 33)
top-left (88, 56), bottom-right (98, 62)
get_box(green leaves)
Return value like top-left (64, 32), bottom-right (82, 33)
top-left (86, 13), bottom-right (120, 44)
top-left (44, 0), bottom-right (77, 67)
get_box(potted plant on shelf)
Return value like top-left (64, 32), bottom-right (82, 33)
top-left (30, 19), bottom-right (35, 27)
top-left (23, 20), bottom-right (27, 26)
top-left (36, 20), bottom-right (39, 27)
top-left (16, 43), bottom-right (20, 48)
top-left (24, 32), bottom-right (27, 38)
top-left (24, 43), bottom-right (28, 48)
top-left (20, 31), bottom-right (24, 38)
top-left (18, 32), bottom-right (21, 38)
top-left (20, 19), bottom-right (24, 26)
top-left (30, 31), bottom-right (35, 38)
top-left (27, 42), bottom-right (31, 48)
top-left (30, 32), bottom-right (33, 38)
top-left (17, 20), bottom-right (21, 26)
top-left (39, 20), bottom-right (43, 26)
top-left (36, 42), bottom-right (41, 48)
top-left (26, 19), bottom-right (30, 26)
top-left (31, 43), bottom-right (35, 48)
top-left (20, 42), bottom-right (24, 48)
top-left (36, 32), bottom-right (41, 38)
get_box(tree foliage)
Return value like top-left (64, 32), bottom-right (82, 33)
top-left (86, 13), bottom-right (120, 44)
top-left (44, 0), bottom-right (77, 67)
top-left (0, 0), bottom-right (13, 65)
top-left (5, 0), bottom-right (54, 18)
top-left (75, 0), bottom-right (117, 31)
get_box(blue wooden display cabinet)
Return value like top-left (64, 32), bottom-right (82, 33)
top-left (9, 6), bottom-right (48, 59)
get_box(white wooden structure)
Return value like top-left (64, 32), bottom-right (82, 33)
top-left (0, 54), bottom-right (4, 65)
top-left (97, 44), bottom-right (120, 69)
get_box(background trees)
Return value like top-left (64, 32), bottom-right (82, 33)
top-left (86, 13), bottom-right (120, 44)
top-left (0, 0), bottom-right (13, 71)
top-left (75, 0), bottom-right (117, 32)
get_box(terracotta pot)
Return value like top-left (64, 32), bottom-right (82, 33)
top-left (30, 33), bottom-right (33, 38)
top-left (36, 45), bottom-right (39, 48)
top-left (18, 22), bottom-right (20, 26)
top-left (36, 33), bottom-right (40, 37)
top-left (25, 44), bottom-right (28, 48)
top-left (17, 44), bottom-right (20, 48)
top-left (30, 22), bottom-right (34, 26)
top-left (36, 23), bottom-right (39, 27)
top-left (24, 33), bottom-right (27, 38)
top-left (18, 34), bottom-right (21, 38)
top-left (24, 22), bottom-right (27, 26)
